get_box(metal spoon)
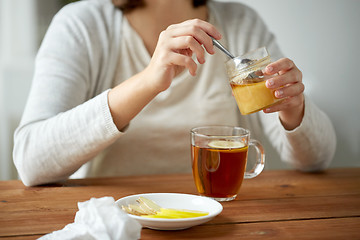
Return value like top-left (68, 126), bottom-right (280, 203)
top-left (211, 37), bottom-right (235, 59)
top-left (211, 37), bottom-right (256, 79)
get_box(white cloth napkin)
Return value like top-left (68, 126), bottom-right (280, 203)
top-left (39, 197), bottom-right (142, 240)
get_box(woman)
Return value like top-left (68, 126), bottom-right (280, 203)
top-left (13, 0), bottom-right (336, 186)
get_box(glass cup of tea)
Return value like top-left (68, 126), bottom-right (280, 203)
top-left (226, 47), bottom-right (283, 115)
top-left (190, 126), bottom-right (265, 202)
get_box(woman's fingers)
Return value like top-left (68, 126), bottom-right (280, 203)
top-left (165, 19), bottom-right (221, 55)
top-left (167, 19), bottom-right (222, 39)
top-left (265, 58), bottom-right (296, 76)
top-left (170, 26), bottom-right (215, 55)
top-left (146, 19), bottom-right (222, 92)
top-left (263, 94), bottom-right (304, 113)
top-left (167, 52), bottom-right (198, 76)
top-left (262, 58), bottom-right (305, 115)
top-left (265, 58), bottom-right (304, 98)
top-left (274, 81), bottom-right (305, 99)
top-left (266, 72), bottom-right (304, 98)
top-left (266, 70), bottom-right (298, 88)
top-left (154, 18), bottom-right (222, 76)
top-left (168, 35), bottom-right (206, 63)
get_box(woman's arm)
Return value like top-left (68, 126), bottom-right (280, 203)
top-left (14, 2), bottom-right (221, 186)
top-left (214, 1), bottom-right (336, 170)
top-left (13, 2), bottom-right (123, 186)
top-left (259, 97), bottom-right (336, 171)
top-left (108, 19), bottom-right (222, 130)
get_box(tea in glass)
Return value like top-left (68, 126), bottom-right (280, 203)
top-left (191, 126), bottom-right (265, 201)
top-left (191, 140), bottom-right (248, 200)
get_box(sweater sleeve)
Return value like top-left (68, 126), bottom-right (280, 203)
top-left (13, 1), bottom-right (123, 186)
top-left (211, 1), bottom-right (336, 171)
top-left (259, 96), bottom-right (336, 171)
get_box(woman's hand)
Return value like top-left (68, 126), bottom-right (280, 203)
top-left (143, 19), bottom-right (222, 94)
top-left (263, 58), bottom-right (305, 130)
top-left (108, 19), bottom-right (221, 131)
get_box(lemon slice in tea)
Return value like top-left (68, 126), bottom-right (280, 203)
top-left (208, 140), bottom-right (245, 149)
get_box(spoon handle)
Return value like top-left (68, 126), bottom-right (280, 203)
top-left (211, 37), bottom-right (234, 59)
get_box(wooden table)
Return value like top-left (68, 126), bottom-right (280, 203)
top-left (0, 168), bottom-right (359, 239)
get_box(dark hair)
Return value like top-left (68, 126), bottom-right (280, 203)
top-left (112, 0), bottom-right (207, 13)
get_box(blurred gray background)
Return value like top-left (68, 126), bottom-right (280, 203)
top-left (1, 0), bottom-right (359, 180)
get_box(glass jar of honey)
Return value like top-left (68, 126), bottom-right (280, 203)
top-left (226, 47), bottom-right (282, 115)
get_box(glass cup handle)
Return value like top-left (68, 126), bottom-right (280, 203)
top-left (244, 139), bottom-right (265, 179)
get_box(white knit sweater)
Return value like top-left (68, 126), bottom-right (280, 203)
top-left (13, 0), bottom-right (336, 186)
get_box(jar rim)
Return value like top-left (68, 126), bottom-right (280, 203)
top-left (225, 46), bottom-right (270, 79)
